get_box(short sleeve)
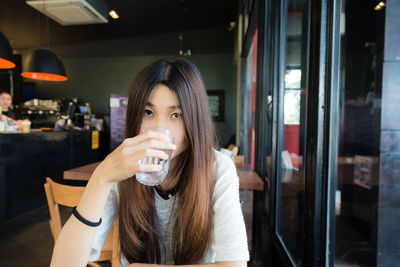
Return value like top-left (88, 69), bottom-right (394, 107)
top-left (212, 152), bottom-right (250, 262)
top-left (88, 183), bottom-right (118, 261)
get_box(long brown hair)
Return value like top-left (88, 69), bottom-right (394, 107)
top-left (118, 59), bottom-right (217, 264)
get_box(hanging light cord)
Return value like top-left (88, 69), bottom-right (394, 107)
top-left (46, 11), bottom-right (50, 48)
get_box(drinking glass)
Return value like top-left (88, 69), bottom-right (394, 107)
top-left (135, 127), bottom-right (174, 186)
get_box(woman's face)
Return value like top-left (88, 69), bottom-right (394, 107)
top-left (140, 84), bottom-right (187, 159)
top-left (0, 93), bottom-right (12, 110)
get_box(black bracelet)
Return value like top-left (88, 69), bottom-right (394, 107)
top-left (72, 206), bottom-right (102, 227)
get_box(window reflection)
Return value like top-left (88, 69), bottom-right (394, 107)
top-left (284, 90), bottom-right (300, 125)
top-left (334, 1), bottom-right (384, 266)
top-left (285, 69), bottom-right (301, 89)
top-left (277, 0), bottom-right (307, 264)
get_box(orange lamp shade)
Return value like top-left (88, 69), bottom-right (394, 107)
top-left (0, 58), bottom-right (16, 69)
top-left (0, 31), bottom-right (15, 69)
top-left (21, 48), bottom-right (67, 82)
top-left (21, 72), bottom-right (68, 81)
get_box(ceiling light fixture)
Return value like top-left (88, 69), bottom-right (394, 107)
top-left (374, 1), bottom-right (386, 10)
top-left (21, 1), bottom-right (68, 82)
top-left (0, 31), bottom-right (16, 69)
top-left (21, 48), bottom-right (67, 81)
top-left (109, 10), bottom-right (119, 19)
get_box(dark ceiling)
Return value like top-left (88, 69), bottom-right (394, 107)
top-left (0, 0), bottom-right (238, 50)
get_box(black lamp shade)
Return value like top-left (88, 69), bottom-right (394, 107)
top-left (21, 48), bottom-right (68, 81)
top-left (0, 31), bottom-right (16, 69)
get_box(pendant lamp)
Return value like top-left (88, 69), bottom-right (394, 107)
top-left (21, 48), bottom-right (67, 81)
top-left (0, 31), bottom-right (16, 69)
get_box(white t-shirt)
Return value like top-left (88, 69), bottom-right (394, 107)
top-left (89, 150), bottom-right (249, 265)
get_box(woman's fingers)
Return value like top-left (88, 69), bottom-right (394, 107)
top-left (98, 131), bottom-right (176, 182)
top-left (121, 139), bottom-right (175, 157)
top-left (125, 147), bottom-right (169, 161)
top-left (122, 148), bottom-right (170, 176)
top-left (124, 130), bottom-right (174, 146)
top-left (136, 163), bottom-right (162, 172)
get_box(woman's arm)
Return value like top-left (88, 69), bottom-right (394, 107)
top-left (50, 169), bottom-right (115, 267)
top-left (129, 261), bottom-right (247, 267)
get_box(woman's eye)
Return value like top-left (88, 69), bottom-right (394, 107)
top-left (144, 109), bottom-right (153, 116)
top-left (171, 113), bottom-right (183, 119)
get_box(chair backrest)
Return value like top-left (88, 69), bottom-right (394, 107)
top-left (44, 177), bottom-right (119, 267)
top-left (227, 144), bottom-right (239, 156)
top-left (44, 177), bottom-right (85, 240)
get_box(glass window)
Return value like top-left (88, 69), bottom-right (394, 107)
top-left (277, 0), bottom-right (308, 264)
top-left (241, 31), bottom-right (258, 167)
top-left (284, 69), bottom-right (301, 124)
top-left (333, 1), bottom-right (385, 266)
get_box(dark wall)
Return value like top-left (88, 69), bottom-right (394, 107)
top-left (0, 54), bottom-right (22, 105)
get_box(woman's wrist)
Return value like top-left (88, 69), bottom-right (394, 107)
top-left (91, 161), bottom-right (115, 186)
top-left (75, 168), bottom-right (115, 223)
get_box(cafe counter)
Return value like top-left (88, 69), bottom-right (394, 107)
top-left (0, 130), bottom-right (109, 227)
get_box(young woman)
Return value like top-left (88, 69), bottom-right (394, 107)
top-left (50, 59), bottom-right (249, 267)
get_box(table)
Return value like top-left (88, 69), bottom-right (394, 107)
top-left (64, 162), bottom-right (264, 191)
top-left (63, 161), bottom-right (100, 181)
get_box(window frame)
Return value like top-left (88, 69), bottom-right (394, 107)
top-left (251, 0), bottom-right (343, 266)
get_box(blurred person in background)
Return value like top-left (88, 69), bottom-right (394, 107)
top-left (0, 90), bottom-right (16, 120)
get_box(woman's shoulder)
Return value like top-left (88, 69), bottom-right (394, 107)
top-left (213, 149), bottom-right (238, 187)
top-left (214, 149), bottom-right (236, 170)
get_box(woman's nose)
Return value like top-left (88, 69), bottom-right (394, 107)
top-left (152, 117), bottom-right (169, 129)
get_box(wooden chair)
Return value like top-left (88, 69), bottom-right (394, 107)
top-left (44, 177), bottom-right (120, 267)
top-left (227, 144), bottom-right (239, 156)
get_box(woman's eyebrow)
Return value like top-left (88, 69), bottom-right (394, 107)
top-left (145, 102), bottom-right (181, 110)
top-left (168, 105), bottom-right (182, 110)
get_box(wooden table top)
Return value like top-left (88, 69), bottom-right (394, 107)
top-left (64, 162), bottom-right (264, 191)
top-left (236, 165), bottom-right (264, 191)
top-left (63, 161), bottom-right (101, 181)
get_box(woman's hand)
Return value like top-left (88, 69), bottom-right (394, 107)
top-left (93, 129), bottom-right (176, 184)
